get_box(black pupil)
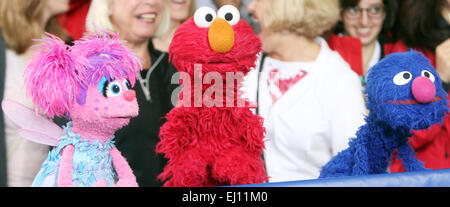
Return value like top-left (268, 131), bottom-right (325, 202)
top-left (205, 14), bottom-right (213, 22)
top-left (225, 13), bottom-right (233, 21)
top-left (112, 85), bottom-right (120, 93)
top-left (424, 72), bottom-right (430, 78)
top-left (126, 81), bottom-right (131, 89)
top-left (403, 73), bottom-right (411, 79)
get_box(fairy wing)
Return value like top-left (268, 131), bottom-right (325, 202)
top-left (2, 99), bottom-right (63, 146)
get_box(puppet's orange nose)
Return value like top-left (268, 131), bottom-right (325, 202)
top-left (208, 18), bottom-right (235, 53)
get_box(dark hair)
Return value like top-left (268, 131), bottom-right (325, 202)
top-left (394, 0), bottom-right (450, 51)
top-left (334, 0), bottom-right (398, 35)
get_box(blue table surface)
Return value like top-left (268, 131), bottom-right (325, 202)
top-left (236, 169), bottom-right (450, 187)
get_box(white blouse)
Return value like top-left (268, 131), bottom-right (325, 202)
top-left (242, 37), bottom-right (366, 182)
top-left (4, 49), bottom-right (48, 186)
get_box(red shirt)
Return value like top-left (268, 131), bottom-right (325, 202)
top-left (58, 0), bottom-right (91, 40)
top-left (327, 34), bottom-right (363, 76)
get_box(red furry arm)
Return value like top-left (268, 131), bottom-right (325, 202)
top-left (110, 147), bottom-right (138, 187)
top-left (156, 107), bottom-right (193, 158)
top-left (57, 145), bottom-right (75, 187)
top-left (240, 110), bottom-right (266, 152)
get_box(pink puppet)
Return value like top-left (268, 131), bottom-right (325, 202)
top-left (2, 31), bottom-right (142, 187)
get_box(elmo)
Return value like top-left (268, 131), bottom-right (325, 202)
top-left (156, 5), bottom-right (268, 187)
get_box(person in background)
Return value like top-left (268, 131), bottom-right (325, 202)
top-left (58, 0), bottom-right (91, 40)
top-left (152, 0), bottom-right (196, 52)
top-left (0, 29), bottom-right (5, 187)
top-left (328, 0), bottom-right (398, 86)
top-left (197, 0), bottom-right (259, 33)
top-left (197, 0), bottom-right (243, 9)
top-left (389, 0), bottom-right (450, 85)
top-left (0, 0), bottom-right (70, 186)
top-left (86, 0), bottom-right (178, 187)
top-left (389, 0), bottom-right (450, 173)
top-left (243, 0), bottom-right (366, 182)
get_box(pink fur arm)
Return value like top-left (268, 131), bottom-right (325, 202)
top-left (110, 147), bottom-right (138, 187)
top-left (57, 145), bottom-right (75, 187)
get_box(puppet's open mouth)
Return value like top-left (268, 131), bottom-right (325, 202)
top-left (388, 97), bottom-right (443, 105)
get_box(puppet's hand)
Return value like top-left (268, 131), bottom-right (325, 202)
top-left (110, 147), bottom-right (138, 187)
top-left (92, 180), bottom-right (108, 187)
top-left (114, 178), bottom-right (138, 187)
top-left (398, 144), bottom-right (426, 172)
top-left (57, 145), bottom-right (75, 187)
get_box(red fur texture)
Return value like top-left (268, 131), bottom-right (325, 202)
top-left (169, 19), bottom-right (261, 76)
top-left (157, 106), bottom-right (267, 186)
top-left (156, 18), bottom-right (268, 187)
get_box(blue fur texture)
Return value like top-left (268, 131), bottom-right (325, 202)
top-left (319, 51), bottom-right (448, 178)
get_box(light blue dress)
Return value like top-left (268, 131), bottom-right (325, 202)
top-left (32, 122), bottom-right (117, 187)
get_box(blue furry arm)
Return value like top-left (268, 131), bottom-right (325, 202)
top-left (397, 143), bottom-right (426, 172)
top-left (351, 138), bottom-right (371, 176)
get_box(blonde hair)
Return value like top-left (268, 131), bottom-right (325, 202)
top-left (0, 0), bottom-right (69, 54)
top-left (263, 0), bottom-right (340, 38)
top-left (86, 0), bottom-right (171, 38)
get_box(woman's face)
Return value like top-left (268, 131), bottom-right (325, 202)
top-left (110, 0), bottom-right (164, 42)
top-left (247, 0), bottom-right (268, 40)
top-left (44, 0), bottom-right (70, 17)
top-left (169, 0), bottom-right (192, 23)
top-left (342, 0), bottom-right (385, 47)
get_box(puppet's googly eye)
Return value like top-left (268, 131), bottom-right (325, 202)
top-left (194, 7), bottom-right (216, 28)
top-left (105, 81), bottom-right (122, 97)
top-left (217, 5), bottom-right (240, 26)
top-left (421, 70), bottom-right (435, 82)
top-left (393, 71), bottom-right (413, 85)
top-left (124, 79), bottom-right (132, 90)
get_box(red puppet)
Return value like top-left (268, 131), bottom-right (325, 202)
top-left (156, 5), bottom-right (268, 187)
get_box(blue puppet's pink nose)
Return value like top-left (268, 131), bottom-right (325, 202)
top-left (412, 76), bottom-right (436, 104)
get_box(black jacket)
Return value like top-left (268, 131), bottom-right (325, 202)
top-left (0, 30), bottom-right (8, 187)
top-left (114, 42), bottom-right (178, 187)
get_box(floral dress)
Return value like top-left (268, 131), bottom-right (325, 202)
top-left (31, 122), bottom-right (117, 187)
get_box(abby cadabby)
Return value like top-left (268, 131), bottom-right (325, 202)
top-left (2, 31), bottom-right (142, 187)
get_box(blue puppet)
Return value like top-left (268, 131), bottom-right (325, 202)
top-left (319, 51), bottom-right (448, 178)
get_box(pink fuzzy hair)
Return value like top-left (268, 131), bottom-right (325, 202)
top-left (25, 33), bottom-right (90, 118)
top-left (71, 30), bottom-right (142, 87)
top-left (25, 31), bottom-right (142, 118)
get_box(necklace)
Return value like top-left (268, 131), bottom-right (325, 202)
top-left (137, 53), bottom-right (166, 102)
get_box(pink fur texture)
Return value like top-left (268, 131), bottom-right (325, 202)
top-left (25, 33), bottom-right (89, 118)
top-left (57, 145), bottom-right (75, 187)
top-left (157, 17), bottom-right (268, 186)
top-left (71, 84), bottom-right (138, 144)
top-left (25, 31), bottom-right (141, 187)
top-left (71, 31), bottom-right (141, 87)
